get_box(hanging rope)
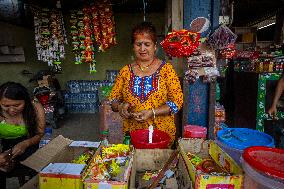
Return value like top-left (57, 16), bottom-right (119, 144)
top-left (142, 0), bottom-right (146, 21)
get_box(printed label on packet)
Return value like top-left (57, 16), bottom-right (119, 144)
top-left (98, 182), bottom-right (112, 189)
top-left (206, 184), bottom-right (234, 189)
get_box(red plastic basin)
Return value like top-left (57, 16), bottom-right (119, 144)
top-left (130, 129), bottom-right (171, 149)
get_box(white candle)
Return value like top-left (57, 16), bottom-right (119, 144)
top-left (149, 125), bottom-right (154, 143)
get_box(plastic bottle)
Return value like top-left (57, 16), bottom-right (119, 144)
top-left (101, 130), bottom-right (109, 146)
top-left (39, 127), bottom-right (53, 148)
top-left (216, 82), bottom-right (221, 102)
top-left (123, 132), bottom-right (131, 145)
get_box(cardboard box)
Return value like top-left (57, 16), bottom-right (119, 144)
top-left (129, 149), bottom-right (193, 189)
top-left (82, 145), bottom-right (134, 189)
top-left (99, 102), bottom-right (123, 144)
top-left (20, 135), bottom-right (100, 189)
top-left (39, 163), bottom-right (86, 189)
top-left (178, 138), bottom-right (243, 189)
top-left (83, 159), bottom-right (133, 189)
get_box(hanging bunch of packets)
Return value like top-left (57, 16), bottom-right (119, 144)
top-left (70, 8), bottom-right (97, 73)
top-left (70, 0), bottom-right (116, 73)
top-left (94, 0), bottom-right (117, 51)
top-left (219, 44), bottom-right (237, 59)
top-left (34, 8), bottom-right (67, 68)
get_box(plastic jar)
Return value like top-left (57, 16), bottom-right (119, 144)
top-left (242, 146), bottom-right (284, 189)
top-left (216, 128), bottom-right (274, 165)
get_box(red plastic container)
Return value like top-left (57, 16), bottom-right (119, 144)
top-left (36, 94), bottom-right (50, 105)
top-left (130, 129), bottom-right (171, 149)
top-left (183, 125), bottom-right (207, 138)
top-left (242, 146), bottom-right (284, 189)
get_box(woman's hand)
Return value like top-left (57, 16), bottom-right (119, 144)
top-left (0, 152), bottom-right (10, 166)
top-left (132, 109), bottom-right (153, 122)
top-left (268, 105), bottom-right (277, 119)
top-left (12, 141), bottom-right (29, 158)
top-left (118, 103), bottom-right (132, 119)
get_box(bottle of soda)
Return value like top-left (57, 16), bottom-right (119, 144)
top-left (123, 132), bottom-right (131, 145)
top-left (101, 130), bottom-right (109, 146)
top-left (39, 127), bottom-right (52, 148)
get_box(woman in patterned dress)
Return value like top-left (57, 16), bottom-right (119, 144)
top-left (109, 22), bottom-right (183, 143)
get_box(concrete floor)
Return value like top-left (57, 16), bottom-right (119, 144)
top-left (7, 113), bottom-right (100, 189)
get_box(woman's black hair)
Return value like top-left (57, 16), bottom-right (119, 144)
top-left (131, 22), bottom-right (157, 44)
top-left (0, 82), bottom-right (36, 136)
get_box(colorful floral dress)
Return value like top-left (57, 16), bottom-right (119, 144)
top-left (108, 61), bottom-right (183, 142)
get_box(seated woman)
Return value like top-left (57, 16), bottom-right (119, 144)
top-left (0, 82), bottom-right (45, 188)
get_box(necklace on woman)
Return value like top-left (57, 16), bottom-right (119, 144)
top-left (136, 58), bottom-right (156, 72)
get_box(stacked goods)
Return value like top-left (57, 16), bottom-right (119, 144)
top-left (34, 8), bottom-right (67, 69)
top-left (219, 43), bottom-right (237, 59)
top-left (234, 55), bottom-right (284, 73)
top-left (187, 152), bottom-right (230, 176)
top-left (83, 144), bottom-right (133, 188)
top-left (214, 103), bottom-right (226, 138)
top-left (72, 149), bottom-right (96, 165)
top-left (187, 49), bottom-right (215, 68)
top-left (178, 138), bottom-right (243, 189)
top-left (184, 47), bottom-right (219, 83)
top-left (64, 80), bottom-right (113, 113)
top-left (233, 45), bottom-right (284, 73)
top-left (183, 41), bottom-right (219, 83)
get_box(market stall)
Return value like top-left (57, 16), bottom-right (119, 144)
top-left (0, 0), bottom-right (284, 189)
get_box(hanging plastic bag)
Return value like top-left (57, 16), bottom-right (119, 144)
top-left (161, 29), bottom-right (200, 57)
top-left (207, 25), bottom-right (237, 50)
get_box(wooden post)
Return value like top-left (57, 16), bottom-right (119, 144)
top-left (182, 0), bottom-right (220, 138)
top-left (208, 81), bottom-right (216, 139)
top-left (274, 9), bottom-right (284, 44)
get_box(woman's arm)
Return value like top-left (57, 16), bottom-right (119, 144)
top-left (108, 66), bottom-right (133, 118)
top-left (163, 63), bottom-right (183, 114)
top-left (146, 63), bottom-right (183, 118)
top-left (0, 152), bottom-right (9, 166)
top-left (268, 76), bottom-right (284, 117)
top-left (28, 101), bottom-right (46, 143)
top-left (12, 102), bottom-right (45, 158)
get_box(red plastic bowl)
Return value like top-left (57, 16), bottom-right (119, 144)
top-left (130, 129), bottom-right (171, 149)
